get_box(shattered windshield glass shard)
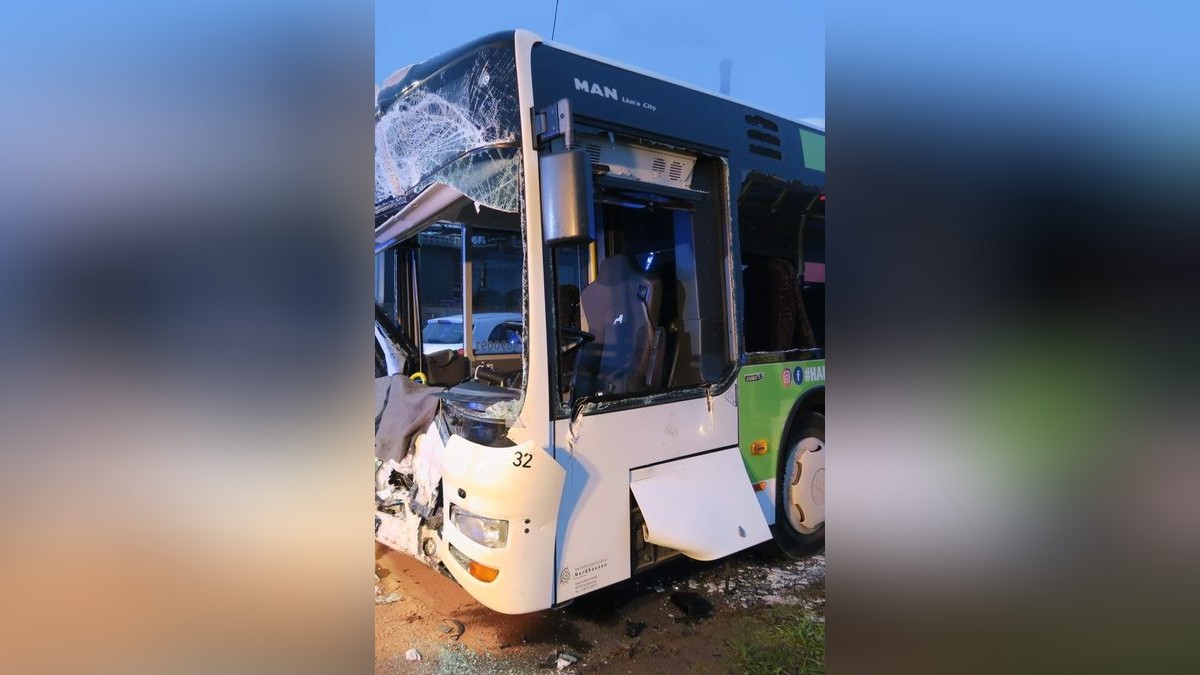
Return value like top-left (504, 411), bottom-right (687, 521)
top-left (375, 46), bottom-right (520, 212)
top-left (421, 147), bottom-right (520, 213)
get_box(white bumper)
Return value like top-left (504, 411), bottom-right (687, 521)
top-left (440, 435), bottom-right (565, 614)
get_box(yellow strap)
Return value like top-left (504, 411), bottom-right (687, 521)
top-left (409, 372), bottom-right (427, 384)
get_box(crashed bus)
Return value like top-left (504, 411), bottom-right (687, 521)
top-left (374, 30), bottom-right (825, 614)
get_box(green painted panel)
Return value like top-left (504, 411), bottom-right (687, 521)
top-left (737, 360), bottom-right (825, 482)
top-left (798, 128), bottom-right (825, 172)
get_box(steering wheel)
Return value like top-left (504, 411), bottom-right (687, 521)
top-left (492, 321), bottom-right (593, 356)
top-left (558, 326), bottom-right (595, 355)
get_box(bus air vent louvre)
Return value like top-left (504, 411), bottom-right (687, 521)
top-left (745, 114), bottom-right (783, 161)
top-left (586, 143), bottom-right (603, 165)
top-left (576, 134), bottom-right (696, 189)
top-left (748, 144), bottom-right (783, 160)
top-left (745, 114), bottom-right (780, 133)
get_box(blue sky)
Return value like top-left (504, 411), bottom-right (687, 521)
top-left (375, 0), bottom-right (825, 124)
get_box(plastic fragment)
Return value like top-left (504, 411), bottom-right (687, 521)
top-left (405, 648), bottom-right (421, 662)
top-left (439, 618), bottom-right (465, 640)
top-left (374, 588), bottom-right (403, 605)
top-left (483, 397), bottom-right (522, 425)
top-left (376, 458), bottom-right (403, 492)
top-left (567, 407), bottom-right (585, 450)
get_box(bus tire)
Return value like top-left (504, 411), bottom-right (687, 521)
top-left (774, 411), bottom-right (825, 557)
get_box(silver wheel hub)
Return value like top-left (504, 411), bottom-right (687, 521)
top-left (784, 436), bottom-right (824, 534)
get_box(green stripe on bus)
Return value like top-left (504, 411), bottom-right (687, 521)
top-left (737, 360), bottom-right (825, 482)
top-left (799, 128), bottom-right (825, 172)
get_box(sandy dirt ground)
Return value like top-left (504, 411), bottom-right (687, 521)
top-left (375, 542), bottom-right (824, 674)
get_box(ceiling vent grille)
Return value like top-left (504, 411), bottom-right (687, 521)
top-left (651, 157), bottom-right (667, 177)
top-left (577, 134), bottom-right (697, 189)
top-left (668, 161), bottom-right (684, 182)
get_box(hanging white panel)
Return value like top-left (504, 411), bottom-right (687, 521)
top-left (629, 447), bottom-right (771, 561)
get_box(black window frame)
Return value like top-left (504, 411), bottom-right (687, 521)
top-left (546, 145), bottom-right (737, 420)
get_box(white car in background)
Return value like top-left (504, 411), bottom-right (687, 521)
top-left (421, 312), bottom-right (522, 355)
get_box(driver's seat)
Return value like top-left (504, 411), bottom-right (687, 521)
top-left (573, 255), bottom-right (662, 397)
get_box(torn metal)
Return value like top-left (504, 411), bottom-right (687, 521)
top-left (375, 372), bottom-right (447, 566)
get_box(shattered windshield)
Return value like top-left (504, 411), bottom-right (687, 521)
top-left (375, 44), bottom-right (520, 213)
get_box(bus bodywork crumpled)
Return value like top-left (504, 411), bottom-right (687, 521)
top-left (374, 30), bottom-right (824, 614)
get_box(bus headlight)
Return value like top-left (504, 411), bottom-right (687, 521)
top-left (450, 504), bottom-right (509, 548)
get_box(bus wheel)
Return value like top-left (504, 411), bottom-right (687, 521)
top-left (775, 411), bottom-right (825, 556)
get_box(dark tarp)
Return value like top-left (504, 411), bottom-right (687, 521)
top-left (375, 374), bottom-right (440, 463)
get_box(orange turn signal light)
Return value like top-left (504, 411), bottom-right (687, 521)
top-left (750, 439), bottom-right (768, 455)
top-left (448, 542), bottom-right (501, 583)
top-left (753, 481), bottom-right (767, 492)
top-left (468, 560), bottom-right (500, 583)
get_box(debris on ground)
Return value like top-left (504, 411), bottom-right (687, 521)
top-left (700, 553), bottom-right (825, 610)
top-left (439, 618), bottom-right (465, 640)
top-left (375, 592), bottom-right (402, 605)
top-left (404, 648), bottom-right (421, 662)
top-left (374, 548), bottom-right (825, 674)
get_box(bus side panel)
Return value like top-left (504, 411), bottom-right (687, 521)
top-left (737, 360), bottom-right (826, 524)
top-left (552, 393), bottom-right (738, 604)
top-left (630, 447), bottom-right (772, 559)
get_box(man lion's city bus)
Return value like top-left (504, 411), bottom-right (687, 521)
top-left (374, 30), bottom-right (825, 614)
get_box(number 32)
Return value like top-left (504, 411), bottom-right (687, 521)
top-left (512, 451), bottom-right (532, 468)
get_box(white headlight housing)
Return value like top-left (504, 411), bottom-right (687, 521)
top-left (450, 504), bottom-right (509, 548)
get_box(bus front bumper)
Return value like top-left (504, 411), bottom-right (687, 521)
top-left (439, 434), bottom-right (565, 614)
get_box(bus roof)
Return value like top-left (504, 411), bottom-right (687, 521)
top-left (538, 34), bottom-right (823, 134)
top-left (377, 30), bottom-right (824, 136)
top-left (377, 30), bottom-right (517, 116)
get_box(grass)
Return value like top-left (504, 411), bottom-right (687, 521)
top-left (727, 606), bottom-right (825, 675)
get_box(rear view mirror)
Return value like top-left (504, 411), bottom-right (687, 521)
top-left (540, 150), bottom-right (594, 246)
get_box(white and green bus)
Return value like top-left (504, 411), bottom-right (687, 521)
top-left (374, 30), bottom-right (825, 614)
